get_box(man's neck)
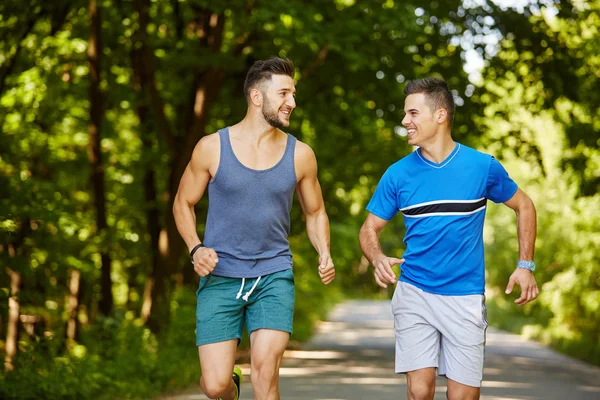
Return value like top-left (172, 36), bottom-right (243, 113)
top-left (419, 133), bottom-right (456, 164)
top-left (232, 115), bottom-right (280, 144)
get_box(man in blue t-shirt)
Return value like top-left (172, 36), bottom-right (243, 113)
top-left (359, 77), bottom-right (539, 400)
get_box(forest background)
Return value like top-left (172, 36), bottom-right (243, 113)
top-left (1, 0), bottom-right (598, 398)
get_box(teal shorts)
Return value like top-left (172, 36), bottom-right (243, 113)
top-left (195, 268), bottom-right (295, 346)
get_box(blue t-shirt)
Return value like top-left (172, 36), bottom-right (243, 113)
top-left (366, 143), bottom-right (518, 295)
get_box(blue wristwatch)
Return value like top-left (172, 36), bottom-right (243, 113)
top-left (517, 260), bottom-right (536, 272)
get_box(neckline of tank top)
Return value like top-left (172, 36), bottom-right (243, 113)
top-left (224, 126), bottom-right (293, 173)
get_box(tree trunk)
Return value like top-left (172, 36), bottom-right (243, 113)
top-left (88, 0), bottom-right (112, 316)
top-left (147, 226), bottom-right (176, 333)
top-left (65, 269), bottom-right (81, 344)
top-left (4, 217), bottom-right (32, 371)
top-left (131, 0), bottom-right (173, 331)
top-left (139, 277), bottom-right (154, 323)
top-left (129, 4), bottom-right (230, 332)
top-left (79, 278), bottom-right (92, 326)
top-left (5, 268), bottom-right (21, 372)
top-left (140, 164), bottom-right (161, 323)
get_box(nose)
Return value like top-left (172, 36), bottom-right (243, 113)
top-left (402, 114), bottom-right (410, 127)
top-left (287, 95), bottom-right (296, 109)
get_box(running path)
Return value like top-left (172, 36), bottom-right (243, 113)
top-left (158, 300), bottom-right (600, 400)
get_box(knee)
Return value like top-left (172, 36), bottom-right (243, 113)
top-left (446, 386), bottom-right (480, 400)
top-left (407, 383), bottom-right (435, 400)
top-left (250, 360), bottom-right (278, 388)
top-left (201, 375), bottom-right (231, 399)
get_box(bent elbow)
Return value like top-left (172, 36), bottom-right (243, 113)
top-left (524, 195), bottom-right (536, 214)
top-left (529, 197), bottom-right (536, 212)
top-left (515, 194), bottom-right (536, 218)
top-left (172, 193), bottom-right (183, 216)
top-left (359, 222), bottom-right (373, 244)
top-left (306, 207), bottom-right (327, 221)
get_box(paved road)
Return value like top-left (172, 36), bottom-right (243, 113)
top-left (159, 300), bottom-right (600, 400)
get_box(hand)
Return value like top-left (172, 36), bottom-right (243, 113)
top-left (192, 247), bottom-right (219, 277)
top-left (318, 253), bottom-right (335, 285)
top-left (505, 268), bottom-right (539, 306)
top-left (372, 256), bottom-right (403, 288)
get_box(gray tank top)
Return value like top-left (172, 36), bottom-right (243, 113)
top-left (203, 127), bottom-right (297, 278)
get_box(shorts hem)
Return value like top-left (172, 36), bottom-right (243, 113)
top-left (395, 363), bottom-right (438, 374)
top-left (441, 372), bottom-right (482, 388)
top-left (196, 335), bottom-right (242, 347)
top-left (248, 325), bottom-right (292, 335)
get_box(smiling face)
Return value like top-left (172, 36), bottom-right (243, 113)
top-left (260, 74), bottom-right (296, 129)
top-left (402, 93), bottom-right (445, 147)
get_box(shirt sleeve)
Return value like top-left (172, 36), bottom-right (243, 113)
top-left (366, 167), bottom-right (400, 221)
top-left (486, 157), bottom-right (518, 203)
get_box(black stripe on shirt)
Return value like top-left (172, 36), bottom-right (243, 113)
top-left (401, 198), bottom-right (487, 216)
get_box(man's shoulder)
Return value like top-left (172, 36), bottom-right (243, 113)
top-left (197, 132), bottom-right (220, 151)
top-left (293, 139), bottom-right (316, 161)
top-left (192, 132), bottom-right (221, 165)
top-left (292, 139), bottom-right (318, 180)
top-left (389, 151), bottom-right (419, 172)
top-left (457, 143), bottom-right (493, 163)
top-left (375, 154), bottom-right (416, 188)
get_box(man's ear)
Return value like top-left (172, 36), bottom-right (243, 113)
top-left (250, 88), bottom-right (262, 106)
top-left (436, 108), bottom-right (448, 124)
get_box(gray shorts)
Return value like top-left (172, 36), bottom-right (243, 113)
top-left (391, 281), bottom-right (488, 388)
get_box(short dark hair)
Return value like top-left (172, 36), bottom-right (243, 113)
top-left (404, 78), bottom-right (455, 125)
top-left (243, 57), bottom-right (295, 99)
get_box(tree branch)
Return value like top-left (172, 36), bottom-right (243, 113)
top-left (302, 44), bottom-right (330, 79)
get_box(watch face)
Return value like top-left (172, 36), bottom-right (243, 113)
top-left (518, 260), bottom-right (535, 271)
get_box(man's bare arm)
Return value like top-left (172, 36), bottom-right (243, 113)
top-left (359, 214), bottom-right (388, 265)
top-left (503, 188), bottom-right (539, 305)
top-left (359, 213), bottom-right (403, 288)
top-left (295, 142), bottom-right (335, 285)
top-left (172, 134), bottom-right (219, 276)
top-left (504, 188), bottom-right (536, 261)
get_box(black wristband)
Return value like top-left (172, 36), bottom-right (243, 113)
top-left (190, 243), bottom-right (205, 259)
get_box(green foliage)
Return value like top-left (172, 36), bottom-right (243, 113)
top-left (1, 0), bottom-right (599, 398)
top-left (468, 0), bottom-right (600, 196)
top-left (0, 289), bottom-right (198, 399)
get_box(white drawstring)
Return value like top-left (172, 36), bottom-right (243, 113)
top-left (236, 278), bottom-right (246, 299)
top-left (242, 276), bottom-right (261, 301)
top-left (235, 276), bottom-right (261, 301)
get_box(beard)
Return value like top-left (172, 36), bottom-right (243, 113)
top-left (262, 95), bottom-right (287, 129)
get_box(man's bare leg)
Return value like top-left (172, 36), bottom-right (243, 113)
top-left (406, 367), bottom-right (436, 400)
top-left (249, 329), bottom-right (289, 400)
top-left (198, 339), bottom-right (238, 399)
top-left (447, 378), bottom-right (480, 400)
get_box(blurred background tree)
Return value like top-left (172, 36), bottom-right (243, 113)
top-left (0, 0), bottom-right (598, 398)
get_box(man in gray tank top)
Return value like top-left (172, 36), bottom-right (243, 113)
top-left (173, 57), bottom-right (335, 400)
